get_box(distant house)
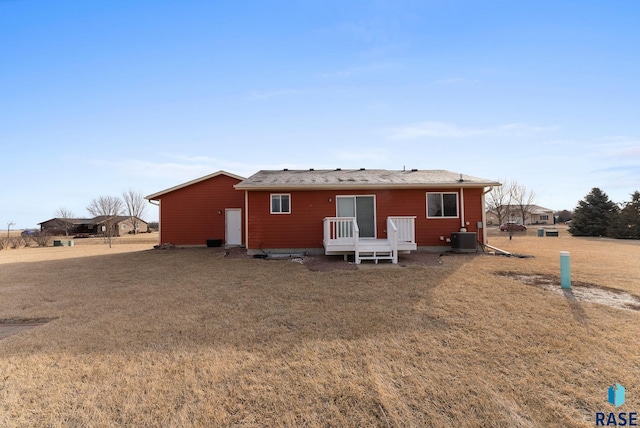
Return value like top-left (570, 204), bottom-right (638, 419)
top-left (95, 216), bottom-right (149, 236)
top-left (486, 204), bottom-right (554, 226)
top-left (39, 218), bottom-right (95, 235)
top-left (39, 216), bottom-right (148, 236)
top-left (147, 169), bottom-right (501, 263)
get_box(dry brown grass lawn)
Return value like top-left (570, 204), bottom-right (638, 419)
top-left (0, 230), bottom-right (639, 427)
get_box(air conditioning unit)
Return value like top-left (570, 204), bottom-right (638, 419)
top-left (451, 232), bottom-right (477, 253)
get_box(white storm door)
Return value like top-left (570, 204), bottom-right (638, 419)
top-left (225, 209), bottom-right (242, 245)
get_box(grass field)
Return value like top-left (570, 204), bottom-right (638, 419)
top-left (0, 230), bottom-right (639, 427)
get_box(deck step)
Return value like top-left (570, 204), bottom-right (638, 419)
top-left (325, 238), bottom-right (408, 264)
top-left (357, 249), bottom-right (395, 264)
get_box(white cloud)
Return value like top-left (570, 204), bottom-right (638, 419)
top-left (326, 16), bottom-right (395, 45)
top-left (595, 137), bottom-right (640, 159)
top-left (335, 148), bottom-right (391, 163)
top-left (100, 155), bottom-right (322, 185)
top-left (246, 89), bottom-right (310, 100)
top-left (389, 122), bottom-right (488, 139)
top-left (389, 121), bottom-right (559, 140)
top-left (317, 62), bottom-right (401, 79)
top-left (498, 123), bottom-right (559, 133)
top-left (433, 77), bottom-right (479, 85)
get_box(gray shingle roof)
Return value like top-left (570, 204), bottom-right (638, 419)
top-left (235, 169), bottom-right (500, 190)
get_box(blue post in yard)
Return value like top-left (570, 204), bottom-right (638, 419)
top-left (560, 251), bottom-right (571, 289)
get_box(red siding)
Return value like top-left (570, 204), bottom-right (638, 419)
top-left (246, 187), bottom-right (486, 250)
top-left (158, 175), bottom-right (244, 246)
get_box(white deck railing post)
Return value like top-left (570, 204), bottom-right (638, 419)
top-left (323, 217), bottom-right (330, 247)
top-left (353, 218), bottom-right (360, 264)
top-left (387, 218), bottom-right (398, 264)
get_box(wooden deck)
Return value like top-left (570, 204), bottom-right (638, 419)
top-left (323, 216), bottom-right (417, 264)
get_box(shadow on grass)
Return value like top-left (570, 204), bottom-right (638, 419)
top-left (562, 289), bottom-right (589, 325)
top-left (0, 247), bottom-right (464, 355)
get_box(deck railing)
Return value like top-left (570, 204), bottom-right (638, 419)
top-left (388, 216), bottom-right (416, 244)
top-left (323, 217), bottom-right (359, 244)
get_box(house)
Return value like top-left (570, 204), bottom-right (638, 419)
top-left (486, 204), bottom-right (554, 226)
top-left (39, 218), bottom-right (96, 235)
top-left (145, 171), bottom-right (245, 246)
top-left (234, 169), bottom-right (500, 263)
top-left (39, 216), bottom-right (148, 236)
top-left (528, 205), bottom-right (555, 224)
top-left (95, 216), bottom-right (149, 235)
top-left (147, 168), bottom-right (500, 263)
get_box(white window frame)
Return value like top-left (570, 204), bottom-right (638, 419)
top-left (270, 194), bottom-right (291, 214)
top-left (426, 192), bottom-right (459, 218)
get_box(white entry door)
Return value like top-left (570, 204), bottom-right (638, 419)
top-left (225, 209), bottom-right (242, 246)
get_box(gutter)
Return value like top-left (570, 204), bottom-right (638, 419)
top-left (233, 182), bottom-right (500, 191)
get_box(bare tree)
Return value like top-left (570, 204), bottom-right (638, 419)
top-left (511, 181), bottom-right (536, 226)
top-left (56, 207), bottom-right (75, 237)
top-left (122, 189), bottom-right (146, 234)
top-left (87, 196), bottom-right (124, 248)
top-left (32, 231), bottom-right (53, 247)
top-left (486, 179), bottom-right (513, 226)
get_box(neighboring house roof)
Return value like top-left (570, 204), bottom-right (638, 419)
top-left (93, 216), bottom-right (148, 225)
top-left (235, 169), bottom-right (501, 190)
top-left (487, 204), bottom-right (554, 214)
top-left (145, 170), bottom-right (245, 200)
top-left (39, 218), bottom-right (95, 226)
top-left (528, 204), bottom-right (554, 214)
top-left (40, 216), bottom-right (147, 226)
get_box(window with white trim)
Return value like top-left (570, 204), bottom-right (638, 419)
top-left (270, 194), bottom-right (291, 214)
top-left (540, 214), bottom-right (549, 221)
top-left (427, 192), bottom-right (459, 218)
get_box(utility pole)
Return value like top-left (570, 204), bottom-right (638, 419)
top-left (7, 221), bottom-right (15, 238)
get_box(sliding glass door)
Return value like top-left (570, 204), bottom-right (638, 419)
top-left (336, 196), bottom-right (375, 238)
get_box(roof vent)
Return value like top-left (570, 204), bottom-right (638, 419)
top-left (411, 168), bottom-right (418, 172)
top-left (458, 173), bottom-right (464, 182)
top-left (309, 168), bottom-right (314, 171)
top-left (359, 168), bottom-right (365, 171)
top-left (336, 168), bottom-right (341, 171)
top-left (283, 168), bottom-right (288, 171)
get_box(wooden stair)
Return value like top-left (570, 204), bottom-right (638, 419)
top-left (356, 240), bottom-right (395, 264)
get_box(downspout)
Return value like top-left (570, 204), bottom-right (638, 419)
top-left (147, 199), bottom-right (160, 243)
top-left (244, 190), bottom-right (249, 248)
top-left (482, 187), bottom-right (494, 246)
top-left (460, 187), bottom-right (465, 230)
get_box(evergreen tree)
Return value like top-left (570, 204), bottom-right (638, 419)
top-left (568, 188), bottom-right (618, 236)
top-left (555, 209), bottom-right (573, 223)
top-left (609, 191), bottom-right (640, 239)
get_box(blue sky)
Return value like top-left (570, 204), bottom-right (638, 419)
top-left (2, 1), bottom-right (639, 228)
